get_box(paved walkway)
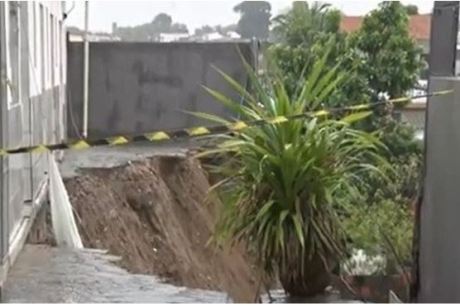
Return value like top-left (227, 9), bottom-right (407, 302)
top-left (2, 245), bottom-right (229, 303)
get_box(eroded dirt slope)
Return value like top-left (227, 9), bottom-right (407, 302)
top-left (29, 155), bottom-right (258, 302)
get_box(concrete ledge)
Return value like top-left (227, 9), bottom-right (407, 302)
top-left (0, 179), bottom-right (48, 300)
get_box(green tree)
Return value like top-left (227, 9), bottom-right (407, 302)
top-left (169, 23), bottom-right (188, 33)
top-left (269, 1), bottom-right (370, 106)
top-left (351, 1), bottom-right (424, 98)
top-left (340, 3), bottom-right (424, 277)
top-left (350, 0), bottom-right (424, 194)
top-left (234, 1), bottom-right (271, 40)
top-left (114, 13), bottom-right (189, 41)
top-left (194, 25), bottom-right (214, 36)
top-left (404, 4), bottom-right (419, 15)
top-left (152, 13), bottom-right (173, 32)
top-left (272, 2), bottom-right (340, 45)
top-left (194, 24), bottom-right (237, 36)
top-left (268, 1), bottom-right (423, 280)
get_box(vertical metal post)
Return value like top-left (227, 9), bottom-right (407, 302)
top-left (82, 1), bottom-right (89, 138)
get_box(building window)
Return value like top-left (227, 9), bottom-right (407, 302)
top-left (46, 10), bottom-right (52, 87)
top-left (40, 3), bottom-right (44, 90)
top-left (51, 14), bottom-right (55, 70)
top-left (28, 2), bottom-right (41, 96)
top-left (32, 2), bottom-right (37, 67)
top-left (54, 17), bottom-right (59, 69)
top-left (42, 7), bottom-right (51, 89)
top-left (7, 1), bottom-right (21, 108)
top-left (58, 20), bottom-right (62, 70)
top-left (45, 8), bottom-right (48, 88)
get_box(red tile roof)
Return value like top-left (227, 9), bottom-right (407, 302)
top-left (340, 16), bottom-right (363, 33)
top-left (340, 14), bottom-right (431, 41)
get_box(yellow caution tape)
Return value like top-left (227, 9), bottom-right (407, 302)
top-left (0, 90), bottom-right (452, 156)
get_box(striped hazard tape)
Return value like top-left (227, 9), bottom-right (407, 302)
top-left (0, 90), bottom-right (452, 156)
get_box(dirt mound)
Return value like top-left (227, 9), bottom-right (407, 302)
top-left (29, 155), bottom-right (259, 302)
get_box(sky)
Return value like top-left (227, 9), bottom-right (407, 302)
top-left (65, 0), bottom-right (435, 33)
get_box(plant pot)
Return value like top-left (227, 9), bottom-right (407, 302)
top-left (279, 251), bottom-right (334, 297)
top-left (332, 271), bottom-right (411, 303)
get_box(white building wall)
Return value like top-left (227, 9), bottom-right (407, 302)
top-left (0, 0), bottom-right (66, 288)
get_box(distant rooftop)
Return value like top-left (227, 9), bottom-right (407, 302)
top-left (340, 14), bottom-right (431, 41)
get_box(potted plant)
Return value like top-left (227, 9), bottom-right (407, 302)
top-left (195, 50), bottom-right (387, 297)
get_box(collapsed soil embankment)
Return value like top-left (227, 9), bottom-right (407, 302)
top-left (28, 155), bottom-right (259, 302)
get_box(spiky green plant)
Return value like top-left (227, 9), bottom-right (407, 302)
top-left (195, 51), bottom-right (388, 297)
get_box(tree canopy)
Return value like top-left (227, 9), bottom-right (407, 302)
top-left (351, 1), bottom-right (424, 98)
top-left (268, 1), bottom-right (425, 276)
top-left (404, 4), bottom-right (419, 15)
top-left (270, 1), bottom-right (425, 104)
top-left (234, 1), bottom-right (271, 40)
top-left (114, 13), bottom-right (189, 41)
top-left (272, 2), bottom-right (341, 45)
top-left (269, 1), bottom-right (369, 106)
top-left (194, 24), bottom-right (237, 36)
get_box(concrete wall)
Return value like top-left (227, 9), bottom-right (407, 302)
top-left (67, 41), bottom-right (255, 139)
top-left (418, 77), bottom-right (460, 302)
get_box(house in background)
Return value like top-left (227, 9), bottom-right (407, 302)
top-left (157, 32), bottom-right (190, 42)
top-left (67, 26), bottom-right (121, 42)
top-left (0, 1), bottom-right (67, 290)
top-left (340, 14), bottom-right (431, 51)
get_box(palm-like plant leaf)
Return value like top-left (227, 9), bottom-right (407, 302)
top-left (196, 48), bottom-right (389, 290)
